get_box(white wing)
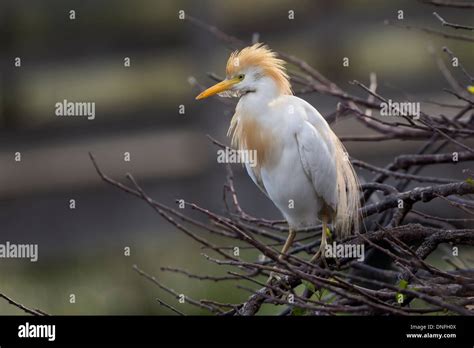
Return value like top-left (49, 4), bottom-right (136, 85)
top-left (295, 114), bottom-right (338, 212)
top-left (245, 163), bottom-right (270, 198)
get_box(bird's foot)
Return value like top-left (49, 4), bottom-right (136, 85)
top-left (265, 271), bottom-right (291, 298)
top-left (266, 271), bottom-right (281, 284)
top-left (310, 248), bottom-right (328, 268)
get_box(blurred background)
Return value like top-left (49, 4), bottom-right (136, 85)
top-left (0, 0), bottom-right (472, 314)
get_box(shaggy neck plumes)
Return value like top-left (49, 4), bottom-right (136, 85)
top-left (226, 43), bottom-right (292, 96)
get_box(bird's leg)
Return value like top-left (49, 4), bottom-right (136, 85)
top-left (279, 228), bottom-right (297, 261)
top-left (310, 215), bottom-right (329, 263)
top-left (266, 229), bottom-right (296, 287)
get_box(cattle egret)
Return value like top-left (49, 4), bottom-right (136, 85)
top-left (196, 43), bottom-right (361, 267)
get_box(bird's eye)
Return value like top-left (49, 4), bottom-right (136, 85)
top-left (238, 74), bottom-right (245, 80)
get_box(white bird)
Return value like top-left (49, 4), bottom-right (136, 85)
top-left (196, 43), bottom-right (360, 264)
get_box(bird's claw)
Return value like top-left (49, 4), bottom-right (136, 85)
top-left (310, 249), bottom-right (328, 267)
top-left (266, 271), bottom-right (291, 298)
top-left (266, 271), bottom-right (281, 285)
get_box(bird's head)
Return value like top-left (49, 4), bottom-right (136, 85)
top-left (195, 43), bottom-right (292, 100)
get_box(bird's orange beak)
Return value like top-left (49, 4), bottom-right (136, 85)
top-left (195, 77), bottom-right (240, 100)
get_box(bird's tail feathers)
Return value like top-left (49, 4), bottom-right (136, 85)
top-left (332, 134), bottom-right (361, 238)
